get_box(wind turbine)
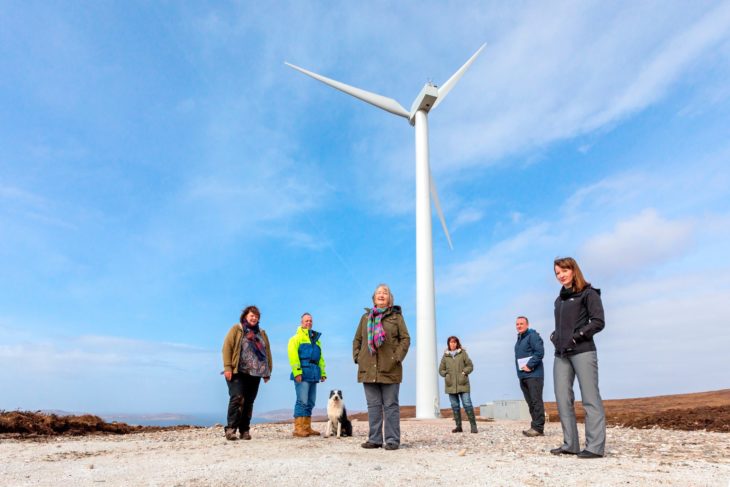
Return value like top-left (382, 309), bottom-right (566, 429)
top-left (286, 44), bottom-right (485, 419)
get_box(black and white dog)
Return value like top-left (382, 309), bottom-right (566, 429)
top-left (324, 389), bottom-right (353, 438)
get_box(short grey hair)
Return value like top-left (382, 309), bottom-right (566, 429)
top-left (372, 283), bottom-right (394, 307)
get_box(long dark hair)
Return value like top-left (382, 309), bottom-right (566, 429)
top-left (554, 257), bottom-right (588, 292)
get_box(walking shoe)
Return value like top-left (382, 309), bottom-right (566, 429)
top-left (224, 428), bottom-right (239, 441)
top-left (383, 443), bottom-right (399, 450)
top-left (361, 441), bottom-right (382, 449)
top-left (577, 450), bottom-right (603, 459)
top-left (240, 431), bottom-right (252, 440)
top-left (550, 447), bottom-right (577, 455)
top-left (522, 429), bottom-right (544, 437)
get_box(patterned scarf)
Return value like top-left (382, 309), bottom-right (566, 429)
top-left (243, 322), bottom-right (267, 361)
top-left (367, 307), bottom-right (388, 355)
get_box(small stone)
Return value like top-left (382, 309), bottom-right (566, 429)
top-left (457, 448), bottom-right (467, 456)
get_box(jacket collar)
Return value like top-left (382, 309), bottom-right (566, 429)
top-left (296, 326), bottom-right (320, 341)
top-left (518, 328), bottom-right (535, 338)
top-left (363, 305), bottom-right (402, 316)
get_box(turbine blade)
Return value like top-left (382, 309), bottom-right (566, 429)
top-left (431, 43), bottom-right (486, 111)
top-left (285, 62), bottom-right (410, 119)
top-left (430, 170), bottom-right (453, 250)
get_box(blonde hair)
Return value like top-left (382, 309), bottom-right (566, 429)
top-left (372, 283), bottom-right (394, 307)
top-left (554, 257), bottom-right (588, 292)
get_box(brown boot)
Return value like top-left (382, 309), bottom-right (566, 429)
top-left (304, 417), bottom-right (320, 436)
top-left (292, 417), bottom-right (308, 438)
top-left (225, 427), bottom-right (239, 441)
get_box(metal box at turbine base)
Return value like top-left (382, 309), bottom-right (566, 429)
top-left (480, 400), bottom-right (530, 420)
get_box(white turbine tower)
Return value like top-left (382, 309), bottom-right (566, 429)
top-left (286, 44), bottom-right (485, 419)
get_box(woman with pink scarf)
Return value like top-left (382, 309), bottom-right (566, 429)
top-left (353, 284), bottom-right (411, 450)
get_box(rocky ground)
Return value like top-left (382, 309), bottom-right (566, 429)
top-left (1, 418), bottom-right (728, 486)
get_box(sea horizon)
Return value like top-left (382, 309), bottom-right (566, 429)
top-left (99, 413), bottom-right (269, 427)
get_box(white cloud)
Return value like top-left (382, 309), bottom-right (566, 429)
top-left (451, 206), bottom-right (485, 232)
top-left (561, 172), bottom-right (646, 218)
top-left (431, 2), bottom-right (730, 169)
top-left (581, 209), bottom-right (695, 278)
top-left (439, 222), bottom-right (553, 294)
top-left (0, 330), bottom-right (223, 413)
top-left (0, 334), bottom-right (215, 373)
top-left (0, 185), bottom-right (77, 230)
top-left (459, 266), bottom-right (730, 403)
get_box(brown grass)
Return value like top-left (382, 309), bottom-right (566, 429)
top-left (4, 390), bottom-right (728, 437)
top-left (0, 411), bottom-right (198, 438)
top-left (349, 389), bottom-right (730, 433)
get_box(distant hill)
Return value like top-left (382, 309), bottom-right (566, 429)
top-left (348, 389), bottom-right (730, 433)
top-left (258, 408), bottom-right (327, 421)
top-left (4, 390), bottom-right (727, 436)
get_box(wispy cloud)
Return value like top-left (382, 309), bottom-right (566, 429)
top-left (0, 333), bottom-right (216, 373)
top-left (581, 209), bottom-right (695, 278)
top-left (451, 206), bottom-right (485, 232)
top-left (0, 185), bottom-right (76, 229)
top-left (433, 1), bottom-right (730, 168)
top-left (439, 222), bottom-right (553, 294)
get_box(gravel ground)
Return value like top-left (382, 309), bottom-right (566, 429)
top-left (1, 418), bottom-right (728, 486)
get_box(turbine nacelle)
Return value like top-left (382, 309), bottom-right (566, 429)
top-left (409, 84), bottom-right (439, 125)
top-left (285, 44), bottom-right (486, 253)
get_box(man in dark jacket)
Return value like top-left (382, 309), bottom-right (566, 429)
top-left (514, 316), bottom-right (545, 437)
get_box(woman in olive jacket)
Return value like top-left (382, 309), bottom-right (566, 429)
top-left (353, 283), bottom-right (410, 450)
top-left (439, 336), bottom-right (477, 433)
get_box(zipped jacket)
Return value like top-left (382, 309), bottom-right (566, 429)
top-left (287, 326), bottom-right (326, 382)
top-left (438, 348), bottom-right (473, 394)
top-left (514, 328), bottom-right (544, 379)
top-left (551, 284), bottom-right (605, 357)
top-left (352, 306), bottom-right (410, 384)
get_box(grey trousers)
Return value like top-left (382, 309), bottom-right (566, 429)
top-left (363, 383), bottom-right (400, 446)
top-left (553, 351), bottom-right (606, 455)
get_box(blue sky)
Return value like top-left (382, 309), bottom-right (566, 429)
top-left (2, 1), bottom-right (729, 417)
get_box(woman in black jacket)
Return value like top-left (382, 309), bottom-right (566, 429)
top-left (550, 257), bottom-right (606, 459)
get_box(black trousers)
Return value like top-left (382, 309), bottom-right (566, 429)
top-left (226, 373), bottom-right (261, 433)
top-left (519, 376), bottom-right (545, 433)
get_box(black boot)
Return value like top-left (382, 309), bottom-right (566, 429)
top-left (451, 408), bottom-right (463, 433)
top-left (465, 407), bottom-right (478, 433)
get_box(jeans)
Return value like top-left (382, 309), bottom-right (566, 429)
top-left (294, 380), bottom-right (318, 417)
top-left (226, 372), bottom-right (261, 433)
top-left (448, 392), bottom-right (473, 410)
top-left (363, 383), bottom-right (400, 446)
top-left (554, 351), bottom-right (606, 455)
top-left (519, 377), bottom-right (545, 433)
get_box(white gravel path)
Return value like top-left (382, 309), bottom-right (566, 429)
top-left (1, 418), bottom-right (728, 486)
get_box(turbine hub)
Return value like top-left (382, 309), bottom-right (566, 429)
top-left (409, 84), bottom-right (439, 123)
